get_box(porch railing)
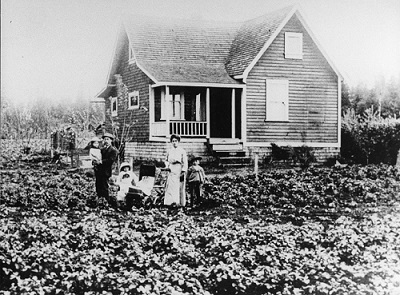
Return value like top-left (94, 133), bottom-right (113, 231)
top-left (152, 121), bottom-right (207, 137)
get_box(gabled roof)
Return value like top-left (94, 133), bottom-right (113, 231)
top-left (225, 5), bottom-right (294, 77)
top-left (97, 5), bottom-right (341, 97)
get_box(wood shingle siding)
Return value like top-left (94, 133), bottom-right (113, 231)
top-left (105, 34), bottom-right (154, 142)
top-left (246, 15), bottom-right (338, 144)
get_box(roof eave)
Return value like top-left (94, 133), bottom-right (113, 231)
top-left (151, 81), bottom-right (244, 88)
top-left (96, 84), bottom-right (116, 98)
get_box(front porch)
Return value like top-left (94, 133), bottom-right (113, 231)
top-left (151, 121), bottom-right (207, 137)
top-left (149, 85), bottom-right (244, 140)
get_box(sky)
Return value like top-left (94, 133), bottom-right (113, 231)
top-left (1, 0), bottom-right (400, 105)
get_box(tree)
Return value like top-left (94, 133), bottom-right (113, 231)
top-left (341, 82), bottom-right (351, 114)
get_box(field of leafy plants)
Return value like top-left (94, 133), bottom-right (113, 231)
top-left (1, 140), bottom-right (400, 294)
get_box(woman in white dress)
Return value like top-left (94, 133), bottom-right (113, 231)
top-left (164, 134), bottom-right (188, 206)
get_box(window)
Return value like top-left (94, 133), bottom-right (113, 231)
top-left (285, 32), bottom-right (303, 59)
top-left (195, 93), bottom-right (201, 121)
top-left (171, 94), bottom-right (182, 120)
top-left (111, 97), bottom-right (118, 117)
top-left (128, 91), bottom-right (139, 109)
top-left (161, 92), bottom-right (185, 120)
top-left (266, 79), bottom-right (289, 121)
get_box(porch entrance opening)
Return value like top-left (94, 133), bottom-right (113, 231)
top-left (210, 88), bottom-right (241, 139)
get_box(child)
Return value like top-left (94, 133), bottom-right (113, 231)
top-left (186, 156), bottom-right (206, 207)
top-left (89, 137), bottom-right (102, 168)
top-left (116, 162), bottom-right (139, 201)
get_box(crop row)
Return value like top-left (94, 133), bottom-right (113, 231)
top-left (1, 207), bottom-right (400, 294)
top-left (204, 165), bottom-right (400, 210)
top-left (1, 158), bottom-right (399, 213)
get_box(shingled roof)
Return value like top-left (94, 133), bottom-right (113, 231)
top-left (123, 15), bottom-right (240, 84)
top-left (121, 5), bottom-right (299, 85)
top-left (225, 5), bottom-right (294, 76)
top-left (99, 5), bottom-right (313, 96)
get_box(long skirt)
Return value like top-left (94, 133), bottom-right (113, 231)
top-left (164, 163), bottom-right (186, 206)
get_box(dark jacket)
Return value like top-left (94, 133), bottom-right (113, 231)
top-left (98, 145), bottom-right (118, 178)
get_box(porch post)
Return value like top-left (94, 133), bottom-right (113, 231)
top-left (165, 86), bottom-right (170, 139)
top-left (149, 85), bottom-right (154, 139)
top-left (206, 88), bottom-right (210, 138)
top-left (241, 87), bottom-right (247, 144)
top-left (231, 89), bottom-right (236, 139)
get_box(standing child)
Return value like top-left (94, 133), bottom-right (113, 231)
top-left (187, 156), bottom-right (206, 207)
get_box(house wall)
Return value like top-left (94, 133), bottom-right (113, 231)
top-left (246, 14), bottom-right (339, 145)
top-left (104, 34), bottom-right (154, 142)
top-left (125, 141), bottom-right (212, 162)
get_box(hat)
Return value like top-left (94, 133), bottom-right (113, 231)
top-left (170, 134), bottom-right (181, 142)
top-left (102, 132), bottom-right (114, 140)
top-left (120, 162), bottom-right (131, 171)
top-left (90, 136), bottom-right (101, 142)
top-left (190, 156), bottom-right (202, 163)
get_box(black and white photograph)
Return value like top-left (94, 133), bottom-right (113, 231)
top-left (1, 0), bottom-right (400, 293)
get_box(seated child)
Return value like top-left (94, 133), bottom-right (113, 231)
top-left (187, 156), bottom-right (206, 207)
top-left (116, 162), bottom-right (139, 201)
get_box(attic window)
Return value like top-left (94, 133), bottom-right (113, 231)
top-left (285, 32), bottom-right (303, 59)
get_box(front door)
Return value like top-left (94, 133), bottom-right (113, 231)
top-left (209, 88), bottom-right (232, 138)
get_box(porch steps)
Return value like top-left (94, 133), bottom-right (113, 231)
top-left (207, 138), bottom-right (251, 167)
top-left (218, 156), bottom-right (252, 167)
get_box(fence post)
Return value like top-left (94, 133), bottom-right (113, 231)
top-left (396, 149), bottom-right (400, 166)
top-left (254, 153), bottom-right (259, 181)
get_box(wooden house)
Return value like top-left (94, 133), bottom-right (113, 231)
top-left (97, 5), bottom-right (342, 164)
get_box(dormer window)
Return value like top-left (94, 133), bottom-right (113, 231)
top-left (129, 41), bottom-right (136, 63)
top-left (284, 32), bottom-right (303, 59)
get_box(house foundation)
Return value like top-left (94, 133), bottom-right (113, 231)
top-left (124, 140), bottom-right (340, 166)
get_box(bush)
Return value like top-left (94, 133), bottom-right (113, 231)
top-left (291, 145), bottom-right (316, 169)
top-left (341, 108), bottom-right (400, 164)
top-left (268, 143), bottom-right (316, 169)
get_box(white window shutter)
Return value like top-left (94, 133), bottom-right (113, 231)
top-left (195, 94), bottom-right (201, 121)
top-left (180, 93), bottom-right (185, 120)
top-left (285, 32), bottom-right (303, 59)
top-left (160, 89), bottom-right (166, 120)
top-left (266, 80), bottom-right (289, 121)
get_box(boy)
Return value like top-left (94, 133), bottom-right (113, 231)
top-left (186, 156), bottom-right (206, 207)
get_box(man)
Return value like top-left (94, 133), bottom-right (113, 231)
top-left (93, 132), bottom-right (118, 207)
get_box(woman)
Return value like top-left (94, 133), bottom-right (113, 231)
top-left (164, 134), bottom-right (188, 206)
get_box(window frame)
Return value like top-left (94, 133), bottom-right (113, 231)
top-left (161, 93), bottom-right (185, 120)
top-left (111, 96), bottom-right (118, 117)
top-left (284, 32), bottom-right (303, 59)
top-left (265, 79), bottom-right (289, 122)
top-left (128, 90), bottom-right (139, 110)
